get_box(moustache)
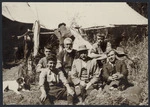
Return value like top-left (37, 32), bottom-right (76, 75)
top-left (66, 49), bottom-right (73, 53)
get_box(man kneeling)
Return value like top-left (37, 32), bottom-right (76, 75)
top-left (39, 54), bottom-right (74, 105)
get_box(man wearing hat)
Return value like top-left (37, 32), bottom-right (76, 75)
top-left (70, 45), bottom-right (101, 104)
top-left (89, 32), bottom-right (112, 59)
top-left (102, 49), bottom-right (129, 91)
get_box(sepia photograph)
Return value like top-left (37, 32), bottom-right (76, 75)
top-left (2, 2), bottom-right (148, 105)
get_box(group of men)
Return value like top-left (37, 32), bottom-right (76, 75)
top-left (35, 24), bottom-right (129, 105)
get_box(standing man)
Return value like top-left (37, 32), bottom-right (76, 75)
top-left (102, 49), bottom-right (128, 91)
top-left (11, 35), bottom-right (19, 63)
top-left (89, 33), bottom-right (111, 59)
top-left (70, 45), bottom-right (101, 103)
top-left (23, 29), bottom-right (34, 62)
top-left (39, 54), bottom-right (75, 105)
top-left (54, 23), bottom-right (75, 52)
top-left (56, 37), bottom-right (76, 79)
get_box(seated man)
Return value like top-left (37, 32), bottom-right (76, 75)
top-left (89, 32), bottom-right (111, 59)
top-left (102, 49), bottom-right (128, 91)
top-left (56, 37), bottom-right (76, 81)
top-left (36, 45), bottom-right (55, 73)
top-left (39, 54), bottom-right (75, 105)
top-left (70, 45), bottom-right (101, 103)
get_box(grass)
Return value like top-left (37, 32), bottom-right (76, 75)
top-left (3, 36), bottom-right (148, 105)
top-left (3, 64), bottom-right (68, 105)
top-left (84, 36), bottom-right (148, 105)
top-left (125, 36), bottom-right (148, 105)
top-left (3, 65), bottom-right (41, 105)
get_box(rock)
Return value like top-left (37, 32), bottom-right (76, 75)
top-left (121, 86), bottom-right (142, 105)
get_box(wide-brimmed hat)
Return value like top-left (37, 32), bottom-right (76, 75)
top-left (115, 47), bottom-right (126, 55)
top-left (105, 47), bottom-right (126, 56)
top-left (77, 45), bottom-right (88, 52)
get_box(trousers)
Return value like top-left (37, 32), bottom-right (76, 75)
top-left (42, 85), bottom-right (74, 105)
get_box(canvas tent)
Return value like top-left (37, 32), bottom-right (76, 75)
top-left (2, 3), bottom-right (36, 24)
top-left (2, 2), bottom-right (148, 29)
top-left (2, 2), bottom-right (148, 51)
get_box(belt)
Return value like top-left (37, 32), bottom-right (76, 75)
top-left (48, 82), bottom-right (63, 87)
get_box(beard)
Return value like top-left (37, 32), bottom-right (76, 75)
top-left (80, 55), bottom-right (87, 61)
top-left (65, 48), bottom-right (73, 53)
top-left (109, 57), bottom-right (115, 63)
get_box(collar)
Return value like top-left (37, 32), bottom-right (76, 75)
top-left (48, 69), bottom-right (52, 75)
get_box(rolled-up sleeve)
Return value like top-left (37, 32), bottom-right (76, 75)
top-left (59, 71), bottom-right (68, 86)
top-left (39, 70), bottom-right (47, 88)
top-left (106, 42), bottom-right (112, 52)
top-left (56, 51), bottom-right (63, 69)
top-left (56, 59), bottom-right (62, 69)
top-left (90, 44), bottom-right (97, 54)
top-left (38, 58), bottom-right (44, 66)
top-left (36, 58), bottom-right (44, 72)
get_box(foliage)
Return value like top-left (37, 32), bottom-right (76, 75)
top-left (84, 33), bottom-right (148, 105)
top-left (127, 2), bottom-right (148, 18)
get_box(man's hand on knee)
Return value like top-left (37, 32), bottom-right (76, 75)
top-left (85, 82), bottom-right (92, 90)
top-left (67, 87), bottom-right (75, 96)
top-left (40, 91), bottom-right (47, 102)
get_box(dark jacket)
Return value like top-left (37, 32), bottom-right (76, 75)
top-left (57, 49), bottom-right (77, 78)
top-left (102, 59), bottom-right (128, 84)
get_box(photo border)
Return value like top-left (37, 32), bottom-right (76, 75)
top-left (0, 0), bottom-right (149, 106)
